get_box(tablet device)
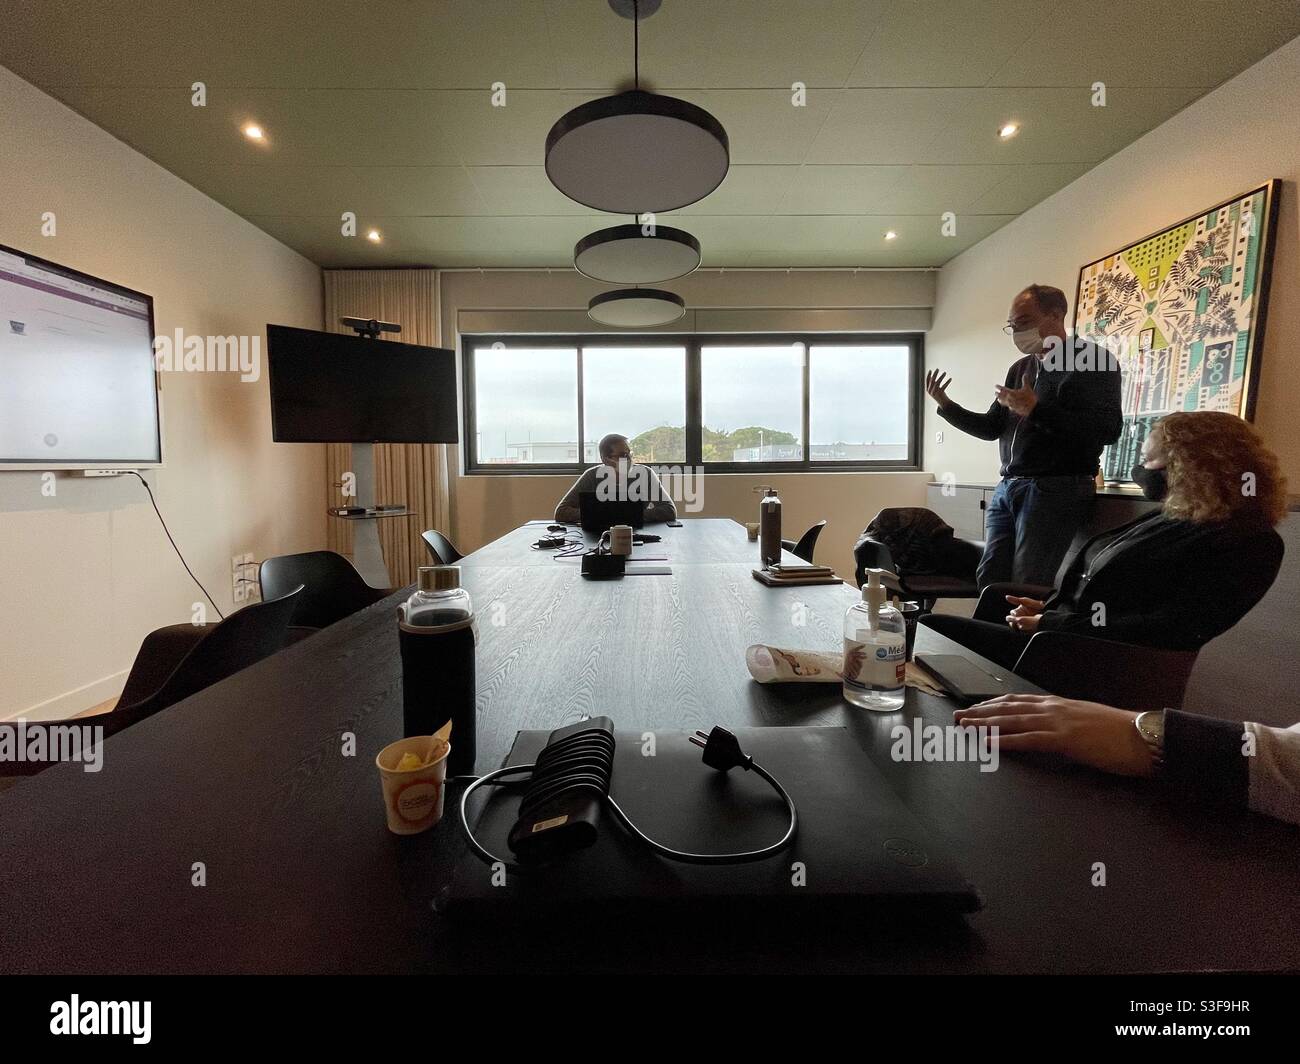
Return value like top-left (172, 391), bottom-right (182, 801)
top-left (914, 653), bottom-right (1014, 704)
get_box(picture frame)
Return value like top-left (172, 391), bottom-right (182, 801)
top-left (1072, 180), bottom-right (1281, 483)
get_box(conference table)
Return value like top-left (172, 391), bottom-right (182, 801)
top-left (1, 519), bottom-right (1297, 974)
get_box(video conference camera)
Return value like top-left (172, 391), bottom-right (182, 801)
top-left (340, 316), bottom-right (402, 339)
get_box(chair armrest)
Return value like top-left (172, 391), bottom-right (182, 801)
top-left (1014, 631), bottom-right (1199, 709)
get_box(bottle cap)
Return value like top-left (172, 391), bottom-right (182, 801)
top-left (417, 565), bottom-right (461, 592)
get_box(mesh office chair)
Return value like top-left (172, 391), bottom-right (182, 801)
top-left (421, 529), bottom-right (463, 566)
top-left (0, 587), bottom-right (303, 779)
top-left (781, 520), bottom-right (827, 564)
top-left (259, 551), bottom-right (391, 630)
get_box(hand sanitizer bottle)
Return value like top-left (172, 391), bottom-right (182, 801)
top-left (842, 568), bottom-right (906, 711)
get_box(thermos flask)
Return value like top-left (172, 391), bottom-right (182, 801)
top-left (397, 565), bottom-right (477, 776)
top-left (757, 486), bottom-right (782, 569)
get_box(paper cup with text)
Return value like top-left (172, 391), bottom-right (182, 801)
top-left (375, 734), bottom-right (450, 835)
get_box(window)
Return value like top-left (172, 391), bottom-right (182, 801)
top-left (701, 343), bottom-right (804, 463)
top-left (463, 333), bottom-right (921, 473)
top-left (583, 346), bottom-right (686, 464)
top-left (808, 343), bottom-right (912, 464)
top-left (470, 343), bottom-right (578, 465)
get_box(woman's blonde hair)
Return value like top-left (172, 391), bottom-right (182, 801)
top-left (1154, 411), bottom-right (1287, 525)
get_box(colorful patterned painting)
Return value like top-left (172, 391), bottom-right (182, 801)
top-left (1073, 181), bottom-right (1279, 482)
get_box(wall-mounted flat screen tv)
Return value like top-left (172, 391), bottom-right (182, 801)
top-left (0, 243), bottom-right (161, 469)
top-left (266, 324), bottom-right (458, 444)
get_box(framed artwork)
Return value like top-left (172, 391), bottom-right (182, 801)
top-left (1072, 180), bottom-right (1280, 483)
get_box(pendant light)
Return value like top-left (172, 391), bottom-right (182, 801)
top-left (545, 0), bottom-right (729, 213)
top-left (588, 287), bottom-right (686, 328)
top-left (574, 222), bottom-right (701, 284)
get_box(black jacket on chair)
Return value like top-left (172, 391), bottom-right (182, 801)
top-left (1037, 510), bottom-right (1284, 650)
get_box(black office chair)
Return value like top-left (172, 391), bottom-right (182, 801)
top-left (259, 551), bottom-right (391, 630)
top-left (421, 529), bottom-right (463, 566)
top-left (0, 587), bottom-right (304, 779)
top-left (781, 520), bottom-right (826, 564)
top-left (853, 508), bottom-right (984, 611)
top-left (1015, 631), bottom-right (1199, 711)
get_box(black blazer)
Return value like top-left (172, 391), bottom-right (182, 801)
top-left (1038, 510), bottom-right (1284, 650)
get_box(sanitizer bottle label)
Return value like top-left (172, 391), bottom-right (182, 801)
top-left (842, 637), bottom-right (905, 693)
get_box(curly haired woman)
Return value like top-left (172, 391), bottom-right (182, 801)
top-left (922, 410), bottom-right (1286, 668)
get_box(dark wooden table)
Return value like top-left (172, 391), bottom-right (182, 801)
top-left (1, 519), bottom-right (1297, 974)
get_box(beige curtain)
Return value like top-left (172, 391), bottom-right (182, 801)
top-left (322, 269), bottom-right (451, 588)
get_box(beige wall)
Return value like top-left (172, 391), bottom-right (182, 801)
top-left (0, 65), bottom-right (324, 720)
top-left (439, 269), bottom-right (937, 577)
top-left (926, 36), bottom-right (1300, 486)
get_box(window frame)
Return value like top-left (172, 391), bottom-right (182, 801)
top-left (461, 331), bottom-right (924, 475)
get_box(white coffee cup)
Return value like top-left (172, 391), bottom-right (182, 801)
top-left (375, 734), bottom-right (450, 835)
top-left (608, 523), bottom-right (634, 556)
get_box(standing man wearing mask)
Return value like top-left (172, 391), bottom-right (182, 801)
top-left (925, 284), bottom-right (1122, 588)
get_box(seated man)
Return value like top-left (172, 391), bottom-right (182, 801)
top-left (921, 411), bottom-right (1286, 670)
top-left (554, 432), bottom-right (677, 525)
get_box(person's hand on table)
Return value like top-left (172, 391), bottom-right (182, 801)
top-left (954, 694), bottom-right (1154, 777)
top-left (994, 373), bottom-right (1038, 417)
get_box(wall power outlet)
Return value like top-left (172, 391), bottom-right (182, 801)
top-left (232, 553), bottom-right (259, 603)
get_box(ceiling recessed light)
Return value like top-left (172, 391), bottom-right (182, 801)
top-left (366, 229), bottom-right (382, 243)
top-left (884, 230), bottom-right (898, 241)
top-left (998, 122), bottom-right (1020, 139)
top-left (243, 123), bottom-right (265, 141)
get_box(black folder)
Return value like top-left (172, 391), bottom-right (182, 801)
top-left (446, 726), bottom-right (980, 920)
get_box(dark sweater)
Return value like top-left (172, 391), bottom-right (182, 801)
top-left (938, 340), bottom-right (1122, 477)
top-left (1038, 510), bottom-right (1285, 650)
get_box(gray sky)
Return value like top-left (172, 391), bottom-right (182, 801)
top-left (471, 342), bottom-right (910, 460)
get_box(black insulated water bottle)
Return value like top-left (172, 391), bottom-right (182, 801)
top-left (398, 566), bottom-right (477, 776)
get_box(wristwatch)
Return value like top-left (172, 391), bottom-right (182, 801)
top-left (1134, 710), bottom-right (1166, 771)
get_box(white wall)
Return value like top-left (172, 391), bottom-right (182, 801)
top-left (926, 36), bottom-right (1300, 486)
top-left (0, 65), bottom-right (325, 720)
top-left (438, 269), bottom-right (938, 579)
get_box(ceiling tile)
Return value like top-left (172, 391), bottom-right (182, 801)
top-left (803, 89), bottom-right (975, 163)
top-left (778, 164), bottom-right (1007, 213)
top-left (988, 0), bottom-right (1300, 87)
top-left (911, 85), bottom-right (1205, 164)
top-left (964, 162), bottom-right (1092, 214)
top-left (196, 164), bottom-right (487, 218)
top-left (673, 88), bottom-right (838, 164)
top-left (848, 0), bottom-right (1050, 87)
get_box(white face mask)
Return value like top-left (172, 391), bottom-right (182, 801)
top-left (1012, 326), bottom-right (1044, 355)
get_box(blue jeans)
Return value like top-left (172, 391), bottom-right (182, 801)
top-left (978, 476), bottom-right (1096, 590)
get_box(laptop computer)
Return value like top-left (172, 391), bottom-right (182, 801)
top-left (444, 726), bottom-right (980, 921)
top-left (578, 491), bottom-right (645, 534)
